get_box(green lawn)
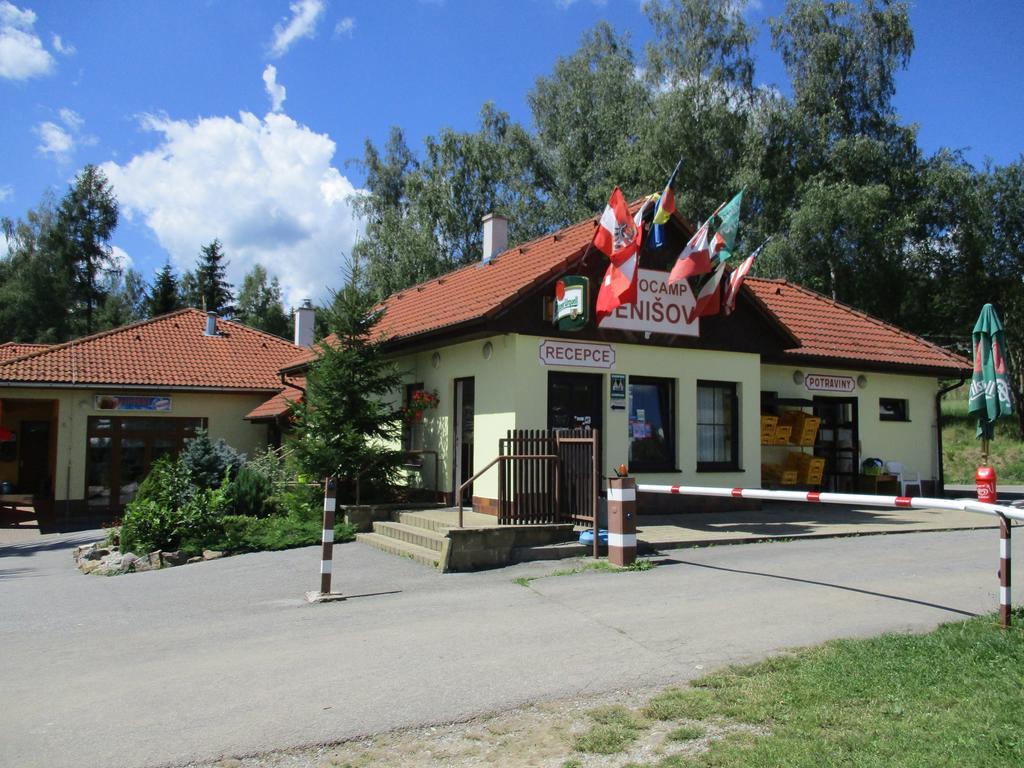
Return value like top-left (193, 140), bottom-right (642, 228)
top-left (942, 397), bottom-right (1024, 484)
top-left (627, 613), bottom-right (1024, 768)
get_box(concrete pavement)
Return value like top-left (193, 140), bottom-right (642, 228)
top-left (0, 526), bottom-right (1019, 768)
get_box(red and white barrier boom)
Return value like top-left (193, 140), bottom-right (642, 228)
top-left (636, 484), bottom-right (1022, 629)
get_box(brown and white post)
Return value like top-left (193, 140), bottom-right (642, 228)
top-left (607, 476), bottom-right (637, 567)
top-left (999, 513), bottom-right (1011, 629)
top-left (307, 476), bottom-right (345, 602)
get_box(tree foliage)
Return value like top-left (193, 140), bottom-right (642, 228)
top-left (289, 274), bottom-right (404, 499)
top-left (235, 264), bottom-right (291, 338)
top-left (182, 239), bottom-right (235, 316)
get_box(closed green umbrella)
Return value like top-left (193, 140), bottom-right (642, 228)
top-left (967, 303), bottom-right (1014, 461)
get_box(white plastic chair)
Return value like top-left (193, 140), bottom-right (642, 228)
top-left (885, 461), bottom-right (922, 496)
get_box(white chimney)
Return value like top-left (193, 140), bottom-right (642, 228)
top-left (204, 312), bottom-right (218, 336)
top-left (294, 299), bottom-right (315, 347)
top-left (482, 212), bottom-right (508, 263)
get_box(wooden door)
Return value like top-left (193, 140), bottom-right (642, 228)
top-left (18, 420), bottom-right (50, 496)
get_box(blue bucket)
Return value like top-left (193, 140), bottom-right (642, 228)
top-left (579, 529), bottom-right (609, 546)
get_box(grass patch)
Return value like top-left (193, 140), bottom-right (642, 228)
top-left (513, 558), bottom-right (656, 586)
top-left (942, 398), bottom-right (1024, 483)
top-left (666, 725), bottom-right (705, 742)
top-left (631, 612), bottom-right (1024, 767)
top-left (573, 705), bottom-right (649, 755)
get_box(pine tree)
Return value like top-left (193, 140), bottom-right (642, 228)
top-left (193, 239), bottom-right (235, 316)
top-left (147, 262), bottom-right (181, 317)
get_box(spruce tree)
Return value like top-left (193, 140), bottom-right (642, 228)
top-left (193, 239), bottom-right (235, 316)
top-left (289, 274), bottom-right (403, 500)
top-left (147, 262), bottom-right (181, 317)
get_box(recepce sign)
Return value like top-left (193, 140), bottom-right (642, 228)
top-left (538, 339), bottom-right (616, 369)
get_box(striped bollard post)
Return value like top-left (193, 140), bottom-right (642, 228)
top-left (999, 514), bottom-right (1011, 629)
top-left (607, 476), bottom-right (637, 567)
top-left (307, 477), bottom-right (345, 602)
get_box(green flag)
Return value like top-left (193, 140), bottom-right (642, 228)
top-left (709, 189), bottom-right (744, 264)
top-left (967, 303), bottom-right (1013, 441)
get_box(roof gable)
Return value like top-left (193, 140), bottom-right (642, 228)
top-left (0, 309), bottom-right (302, 390)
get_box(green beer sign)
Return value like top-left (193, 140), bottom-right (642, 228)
top-left (554, 276), bottom-right (588, 331)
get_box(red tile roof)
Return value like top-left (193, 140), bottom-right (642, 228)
top-left (282, 212), bottom-right (607, 371)
top-left (0, 309), bottom-right (302, 391)
top-left (0, 342), bottom-right (51, 362)
top-left (745, 278), bottom-right (970, 373)
top-left (245, 378), bottom-right (304, 421)
top-left (281, 208), bottom-right (969, 377)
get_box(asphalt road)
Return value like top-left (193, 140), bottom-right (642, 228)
top-left (1, 527), bottom-right (1018, 768)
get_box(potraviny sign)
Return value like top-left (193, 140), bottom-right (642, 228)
top-left (804, 373), bottom-right (856, 393)
top-left (597, 269), bottom-right (698, 337)
top-left (538, 339), bottom-right (616, 369)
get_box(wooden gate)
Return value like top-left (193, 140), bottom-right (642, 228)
top-left (497, 429), bottom-right (560, 524)
top-left (495, 428), bottom-right (599, 540)
top-left (555, 428), bottom-right (599, 537)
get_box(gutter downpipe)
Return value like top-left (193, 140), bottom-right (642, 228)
top-left (280, 371), bottom-right (305, 395)
top-left (936, 373), bottom-right (967, 498)
top-left (65, 338), bottom-right (75, 528)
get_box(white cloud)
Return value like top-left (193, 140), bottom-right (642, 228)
top-left (0, 183), bottom-right (12, 202)
top-left (0, 1), bottom-right (54, 80)
top-left (269, 0), bottom-right (324, 59)
top-left (51, 32), bottom-right (74, 55)
top-left (262, 64), bottom-right (286, 112)
top-left (59, 106), bottom-right (83, 130)
top-left (110, 245), bottom-right (132, 271)
top-left (34, 108), bottom-right (93, 162)
top-left (35, 120), bottom-right (73, 159)
top-left (101, 110), bottom-right (363, 308)
top-left (333, 17), bottom-right (354, 38)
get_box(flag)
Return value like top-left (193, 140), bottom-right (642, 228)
top-left (592, 187), bottom-right (637, 259)
top-left (667, 219), bottom-right (711, 284)
top-left (595, 195), bottom-right (654, 322)
top-left (722, 237), bottom-right (771, 315)
top-left (687, 261), bottom-right (727, 321)
top-left (651, 159), bottom-right (681, 249)
top-left (708, 189), bottom-right (744, 264)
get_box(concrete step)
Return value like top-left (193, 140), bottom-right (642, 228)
top-left (397, 511), bottom-right (453, 534)
top-left (372, 520), bottom-right (446, 552)
top-left (356, 532), bottom-right (441, 568)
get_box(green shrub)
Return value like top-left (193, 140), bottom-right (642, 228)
top-left (120, 472), bottom-right (231, 555)
top-left (179, 428), bottom-right (244, 488)
top-left (203, 511), bottom-right (356, 553)
top-left (228, 465), bottom-right (278, 518)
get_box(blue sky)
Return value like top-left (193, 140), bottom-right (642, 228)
top-left (1, 0), bottom-right (1022, 308)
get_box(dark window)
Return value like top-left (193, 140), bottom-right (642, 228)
top-left (697, 381), bottom-right (739, 472)
top-left (85, 416), bottom-right (205, 509)
top-left (402, 382), bottom-right (424, 450)
top-left (879, 398), bottom-right (909, 422)
top-left (628, 376), bottom-right (675, 472)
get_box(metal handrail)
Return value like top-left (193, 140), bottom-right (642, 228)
top-left (455, 453), bottom-right (560, 527)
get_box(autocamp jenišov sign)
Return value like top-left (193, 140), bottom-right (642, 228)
top-left (597, 269), bottom-right (698, 337)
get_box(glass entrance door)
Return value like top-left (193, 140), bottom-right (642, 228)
top-left (547, 372), bottom-right (603, 467)
top-left (813, 397), bottom-right (859, 492)
top-left (453, 378), bottom-right (475, 502)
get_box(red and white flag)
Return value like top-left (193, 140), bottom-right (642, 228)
top-left (595, 193), bottom-right (653, 322)
top-left (686, 261), bottom-right (727, 322)
top-left (667, 219), bottom-right (711, 284)
top-left (592, 187), bottom-right (638, 259)
top-left (722, 237), bottom-right (770, 315)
